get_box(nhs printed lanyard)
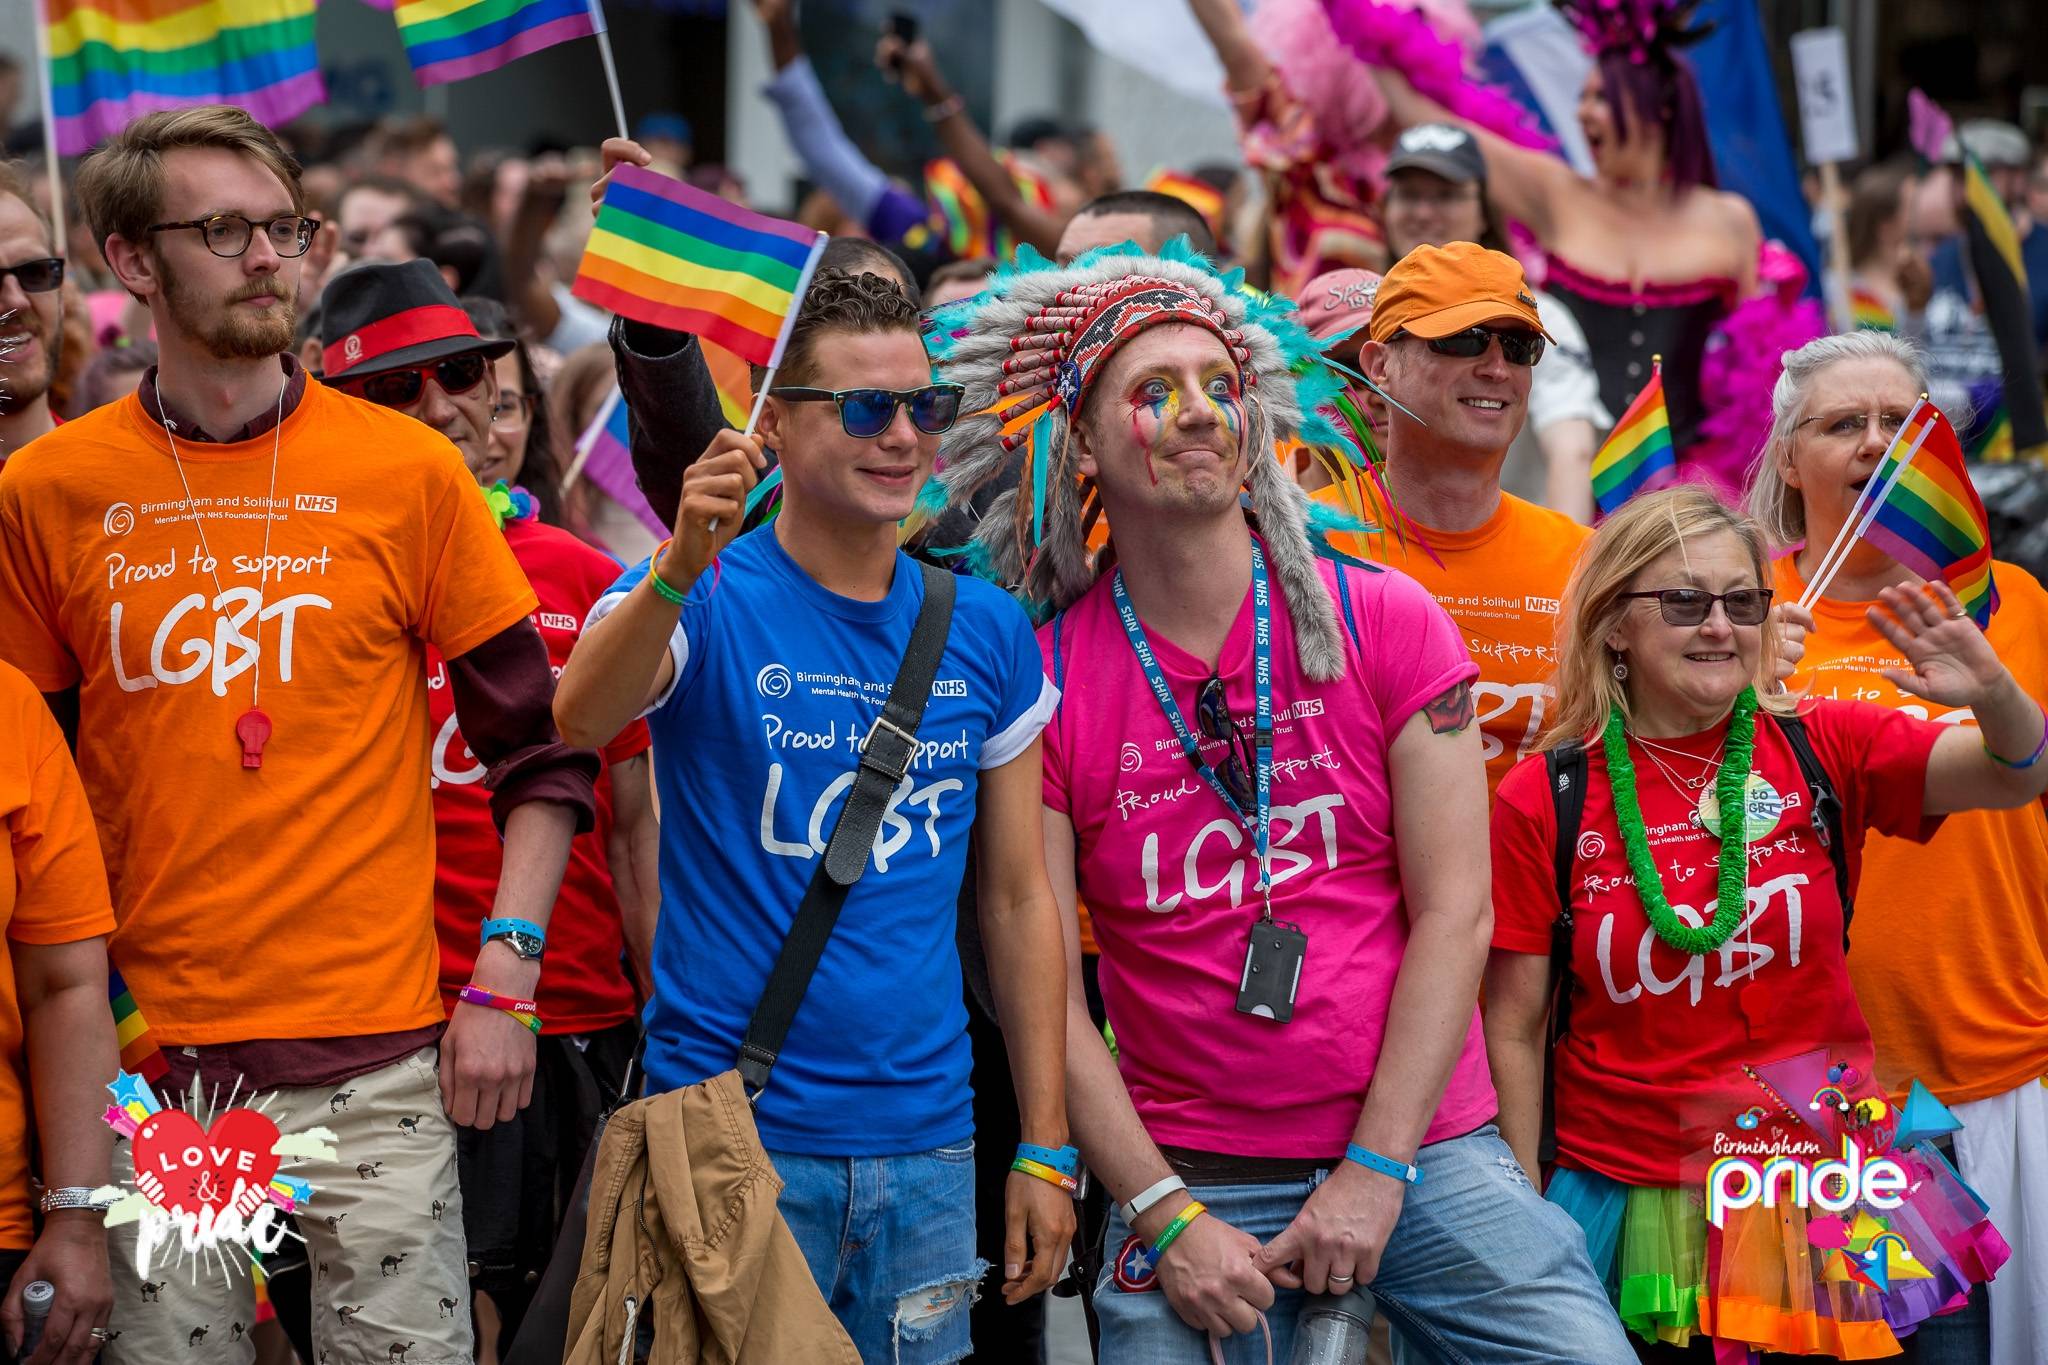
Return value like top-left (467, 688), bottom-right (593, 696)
top-left (1110, 540), bottom-right (1274, 894)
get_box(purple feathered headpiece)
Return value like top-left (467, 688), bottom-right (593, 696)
top-left (1557, 0), bottom-right (1711, 65)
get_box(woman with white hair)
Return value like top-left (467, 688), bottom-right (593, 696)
top-left (1754, 329), bottom-right (2048, 1365)
top-left (1485, 485), bottom-right (2044, 1359)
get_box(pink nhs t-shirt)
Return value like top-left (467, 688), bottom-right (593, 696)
top-left (1042, 554), bottom-right (1497, 1158)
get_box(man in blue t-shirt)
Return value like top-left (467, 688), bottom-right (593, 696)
top-left (555, 268), bottom-right (1074, 1362)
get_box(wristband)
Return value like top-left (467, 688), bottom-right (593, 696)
top-left (1983, 707), bottom-right (2048, 769)
top-left (649, 540), bottom-right (688, 607)
top-left (1344, 1144), bottom-right (1423, 1186)
top-left (510, 1010), bottom-right (544, 1035)
top-left (1014, 1143), bottom-right (1079, 1178)
top-left (1122, 1174), bottom-right (1189, 1226)
top-left (1009, 1158), bottom-right (1078, 1195)
top-left (458, 985), bottom-right (541, 1015)
top-left (37, 1186), bottom-right (109, 1214)
top-left (1150, 1200), bottom-right (1206, 1261)
top-left (922, 94), bottom-right (966, 124)
top-left (480, 917), bottom-right (547, 960)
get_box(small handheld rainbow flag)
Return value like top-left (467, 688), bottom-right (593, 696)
top-left (701, 339), bottom-right (754, 430)
top-left (573, 164), bottom-right (827, 371)
top-left (1590, 360), bottom-right (1675, 517)
top-left (569, 387), bottom-right (665, 538)
top-left (45, 0), bottom-right (323, 156)
top-left (1858, 405), bottom-right (1999, 627)
top-left (393, 0), bottom-right (598, 86)
top-left (109, 966), bottom-right (168, 1084)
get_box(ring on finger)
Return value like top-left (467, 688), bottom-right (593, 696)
top-left (1328, 1272), bottom-right (1355, 1284)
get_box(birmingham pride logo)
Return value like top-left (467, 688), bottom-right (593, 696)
top-left (94, 1071), bottom-right (335, 1280)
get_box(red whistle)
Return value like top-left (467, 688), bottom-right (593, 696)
top-left (235, 708), bottom-right (272, 769)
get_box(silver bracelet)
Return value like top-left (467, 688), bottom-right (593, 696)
top-left (1121, 1174), bottom-right (1189, 1226)
top-left (38, 1186), bottom-right (107, 1214)
top-left (922, 94), bottom-right (966, 124)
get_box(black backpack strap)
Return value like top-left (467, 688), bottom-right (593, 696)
top-left (1540, 741), bottom-right (1589, 1165)
top-left (1771, 709), bottom-right (1854, 948)
top-left (737, 563), bottom-right (957, 1100)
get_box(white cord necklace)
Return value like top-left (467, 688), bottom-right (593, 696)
top-left (156, 371), bottom-right (288, 768)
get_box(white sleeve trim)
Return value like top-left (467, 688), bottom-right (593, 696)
top-left (586, 589), bottom-right (690, 716)
top-left (980, 675), bottom-right (1060, 771)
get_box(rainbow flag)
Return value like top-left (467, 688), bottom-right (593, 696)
top-left (1848, 285), bottom-right (1897, 333)
top-left (701, 339), bottom-right (754, 429)
top-left (394, 0), bottom-right (598, 87)
top-left (45, 0), bottom-right (323, 157)
top-left (572, 387), bottom-right (665, 537)
top-left (1143, 168), bottom-right (1226, 242)
top-left (1590, 363), bottom-right (1676, 517)
top-left (108, 967), bottom-right (168, 1084)
top-left (573, 164), bottom-right (826, 368)
top-left (1860, 405), bottom-right (1999, 627)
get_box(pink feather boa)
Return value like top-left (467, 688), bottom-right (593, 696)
top-left (1314, 0), bottom-right (1555, 153)
top-left (1689, 241), bottom-right (1828, 499)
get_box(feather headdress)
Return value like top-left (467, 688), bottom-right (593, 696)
top-left (922, 239), bottom-right (1363, 682)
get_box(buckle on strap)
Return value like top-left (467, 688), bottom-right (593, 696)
top-left (737, 1043), bottom-right (776, 1107)
top-left (860, 714), bottom-right (919, 785)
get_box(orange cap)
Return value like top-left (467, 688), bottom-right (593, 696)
top-left (1365, 241), bottom-right (1552, 345)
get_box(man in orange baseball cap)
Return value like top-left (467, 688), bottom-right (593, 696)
top-left (1352, 242), bottom-right (1593, 795)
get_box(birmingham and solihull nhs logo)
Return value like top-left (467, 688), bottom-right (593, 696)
top-left (293, 494), bottom-right (339, 514)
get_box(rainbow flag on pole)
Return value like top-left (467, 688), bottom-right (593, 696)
top-left (573, 164), bottom-right (827, 368)
top-left (44, 0), bottom-right (323, 156)
top-left (394, 0), bottom-right (599, 87)
top-left (571, 387), bottom-right (665, 537)
top-left (1590, 362), bottom-right (1676, 517)
top-left (1859, 405), bottom-right (1999, 627)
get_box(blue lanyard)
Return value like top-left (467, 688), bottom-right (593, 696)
top-left (1111, 540), bottom-right (1274, 895)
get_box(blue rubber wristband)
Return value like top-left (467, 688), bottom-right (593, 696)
top-left (1015, 1143), bottom-right (1080, 1177)
top-left (480, 916), bottom-right (547, 948)
top-left (1345, 1144), bottom-right (1422, 1186)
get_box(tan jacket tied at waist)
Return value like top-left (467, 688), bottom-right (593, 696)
top-left (563, 1070), bottom-right (859, 1365)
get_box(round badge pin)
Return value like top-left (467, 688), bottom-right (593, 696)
top-left (1697, 772), bottom-right (1785, 842)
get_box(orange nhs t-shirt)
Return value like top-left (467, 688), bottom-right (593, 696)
top-left (0, 381), bottom-right (536, 1045)
top-left (1322, 483), bottom-right (1590, 792)
top-left (1776, 556), bottom-right (2048, 1105)
top-left (0, 660), bottom-right (118, 1249)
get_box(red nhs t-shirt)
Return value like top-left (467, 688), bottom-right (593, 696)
top-left (429, 517), bottom-right (648, 1033)
top-left (1490, 699), bottom-right (1944, 1188)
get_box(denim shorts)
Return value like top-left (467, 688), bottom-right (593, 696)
top-left (770, 1142), bottom-right (987, 1364)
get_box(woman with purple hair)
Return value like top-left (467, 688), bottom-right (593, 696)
top-left (1358, 0), bottom-right (1761, 467)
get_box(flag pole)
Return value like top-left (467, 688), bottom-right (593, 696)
top-left (1798, 396), bottom-right (1933, 610)
top-left (709, 231), bottom-right (828, 534)
top-left (32, 0), bottom-right (66, 247)
top-left (586, 0), bottom-right (631, 143)
top-left (562, 384), bottom-right (621, 493)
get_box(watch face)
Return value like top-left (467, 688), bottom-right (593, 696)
top-left (509, 933), bottom-right (545, 959)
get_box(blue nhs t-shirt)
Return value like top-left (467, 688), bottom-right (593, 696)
top-left (593, 528), bottom-right (1057, 1154)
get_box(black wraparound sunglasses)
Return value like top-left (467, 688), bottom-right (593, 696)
top-left (0, 258), bottom-right (64, 293)
top-left (769, 383), bottom-right (965, 438)
top-left (1418, 325), bottom-right (1545, 367)
top-left (334, 352), bottom-right (490, 408)
top-left (1620, 587), bottom-right (1775, 627)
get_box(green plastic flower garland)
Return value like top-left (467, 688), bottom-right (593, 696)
top-left (1601, 686), bottom-right (1759, 955)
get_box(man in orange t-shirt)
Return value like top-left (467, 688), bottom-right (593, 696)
top-left (1340, 243), bottom-right (1592, 792)
top-left (0, 108), bottom-right (597, 1363)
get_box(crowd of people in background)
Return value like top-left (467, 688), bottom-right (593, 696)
top-left (2, 2), bottom-right (2048, 1364)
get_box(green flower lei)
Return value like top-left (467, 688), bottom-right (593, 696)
top-left (1601, 686), bottom-right (1759, 955)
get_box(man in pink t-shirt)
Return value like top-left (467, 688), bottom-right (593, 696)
top-left (929, 249), bottom-right (1630, 1361)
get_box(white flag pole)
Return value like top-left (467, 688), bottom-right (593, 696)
top-left (561, 384), bottom-right (621, 493)
top-left (33, 0), bottom-right (66, 247)
top-left (709, 230), bottom-right (828, 534)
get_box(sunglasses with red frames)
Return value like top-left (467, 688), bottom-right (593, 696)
top-left (334, 352), bottom-right (490, 408)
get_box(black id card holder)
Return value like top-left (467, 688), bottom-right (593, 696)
top-left (1236, 917), bottom-right (1307, 1022)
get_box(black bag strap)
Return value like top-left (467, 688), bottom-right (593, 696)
top-left (736, 563), bottom-right (957, 1100)
top-left (1773, 710), bottom-right (1854, 947)
top-left (1538, 741), bottom-right (1588, 1164)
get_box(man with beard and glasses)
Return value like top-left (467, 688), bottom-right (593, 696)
top-left (0, 105), bottom-right (599, 1365)
top-left (0, 160), bottom-right (65, 465)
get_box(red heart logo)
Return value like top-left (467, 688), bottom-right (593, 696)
top-left (132, 1109), bottom-right (282, 1220)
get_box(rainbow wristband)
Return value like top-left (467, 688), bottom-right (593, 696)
top-left (1984, 707), bottom-right (2048, 770)
top-left (648, 540), bottom-right (688, 607)
top-left (510, 1010), bottom-right (543, 1036)
top-left (1010, 1158), bottom-right (1079, 1195)
top-left (1015, 1143), bottom-right (1080, 1178)
top-left (458, 985), bottom-right (541, 1016)
top-left (1150, 1200), bottom-right (1206, 1261)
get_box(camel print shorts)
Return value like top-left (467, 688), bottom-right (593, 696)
top-left (104, 1047), bottom-right (471, 1365)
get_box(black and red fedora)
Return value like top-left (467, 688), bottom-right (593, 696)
top-left (319, 258), bottom-right (511, 382)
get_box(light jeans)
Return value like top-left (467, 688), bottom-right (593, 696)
top-left (1093, 1125), bottom-right (1636, 1365)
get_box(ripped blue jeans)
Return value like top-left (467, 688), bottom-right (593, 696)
top-left (769, 1143), bottom-right (985, 1364)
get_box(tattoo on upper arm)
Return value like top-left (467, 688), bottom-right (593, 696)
top-left (1423, 680), bottom-right (1477, 735)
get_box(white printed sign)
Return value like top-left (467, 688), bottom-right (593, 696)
top-left (1790, 28), bottom-right (1859, 165)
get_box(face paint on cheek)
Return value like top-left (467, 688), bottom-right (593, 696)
top-left (1203, 390), bottom-right (1243, 453)
top-left (1128, 389), bottom-right (1179, 486)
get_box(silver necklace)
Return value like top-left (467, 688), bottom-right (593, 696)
top-left (155, 372), bottom-right (287, 768)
